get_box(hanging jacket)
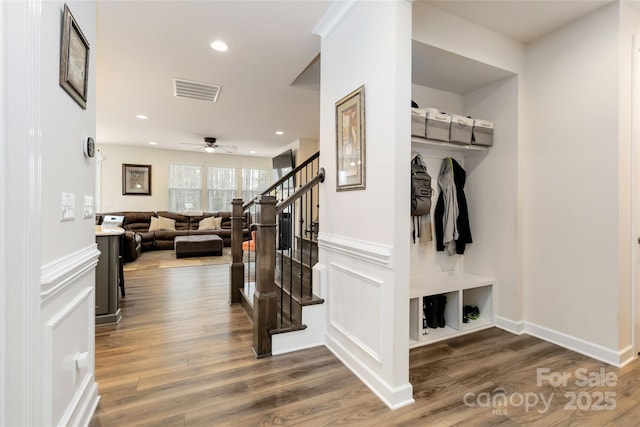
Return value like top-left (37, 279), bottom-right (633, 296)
top-left (434, 157), bottom-right (472, 255)
top-left (435, 158), bottom-right (458, 255)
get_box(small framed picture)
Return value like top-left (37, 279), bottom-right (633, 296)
top-left (122, 164), bottom-right (152, 196)
top-left (59, 4), bottom-right (90, 109)
top-left (336, 85), bottom-right (366, 191)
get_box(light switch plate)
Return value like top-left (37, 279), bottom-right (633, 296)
top-left (83, 195), bottom-right (94, 219)
top-left (61, 192), bottom-right (75, 221)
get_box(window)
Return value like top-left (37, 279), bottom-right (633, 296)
top-left (207, 167), bottom-right (236, 212)
top-left (168, 164), bottom-right (201, 211)
top-left (242, 168), bottom-right (271, 202)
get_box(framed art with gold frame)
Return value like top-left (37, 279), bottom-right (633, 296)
top-left (335, 85), bottom-right (365, 191)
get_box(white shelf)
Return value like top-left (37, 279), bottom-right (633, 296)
top-left (410, 325), bottom-right (459, 347)
top-left (410, 272), bottom-right (494, 298)
top-left (411, 136), bottom-right (489, 155)
top-left (408, 278), bottom-right (494, 349)
top-left (460, 316), bottom-right (493, 332)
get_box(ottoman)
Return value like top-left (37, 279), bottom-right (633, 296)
top-left (174, 235), bottom-right (223, 258)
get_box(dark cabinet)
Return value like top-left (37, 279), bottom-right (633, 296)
top-left (95, 230), bottom-right (123, 325)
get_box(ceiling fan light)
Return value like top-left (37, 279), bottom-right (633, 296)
top-left (210, 40), bottom-right (228, 52)
top-left (205, 146), bottom-right (215, 153)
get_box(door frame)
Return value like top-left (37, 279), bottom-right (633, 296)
top-left (632, 34), bottom-right (640, 358)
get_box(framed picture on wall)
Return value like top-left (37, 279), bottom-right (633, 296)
top-left (59, 4), bottom-right (90, 109)
top-left (336, 85), bottom-right (366, 191)
top-left (122, 164), bottom-right (152, 195)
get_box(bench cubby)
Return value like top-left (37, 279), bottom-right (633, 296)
top-left (409, 273), bottom-right (494, 348)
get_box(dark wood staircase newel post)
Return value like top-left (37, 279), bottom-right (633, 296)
top-left (229, 198), bottom-right (244, 305)
top-left (253, 195), bottom-right (277, 358)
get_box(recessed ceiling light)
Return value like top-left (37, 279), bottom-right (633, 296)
top-left (136, 114), bottom-right (148, 119)
top-left (249, 150), bottom-right (257, 154)
top-left (210, 40), bottom-right (228, 52)
top-left (275, 131), bottom-right (284, 135)
top-left (149, 141), bottom-right (157, 145)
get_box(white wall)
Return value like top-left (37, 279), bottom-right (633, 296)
top-left (97, 144), bottom-right (272, 212)
top-left (411, 84), bottom-right (463, 114)
top-left (463, 76), bottom-right (520, 321)
top-left (41, 1), bottom-right (97, 265)
top-left (523, 2), bottom-right (632, 360)
top-left (316, 0), bottom-right (413, 409)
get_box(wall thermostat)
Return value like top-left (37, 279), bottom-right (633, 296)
top-left (83, 136), bottom-right (95, 158)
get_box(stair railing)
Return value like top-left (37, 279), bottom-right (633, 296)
top-left (230, 152), bottom-right (323, 357)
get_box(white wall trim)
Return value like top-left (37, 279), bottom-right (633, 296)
top-left (65, 379), bottom-right (99, 427)
top-left (318, 232), bottom-right (393, 268)
top-left (40, 244), bottom-right (100, 302)
top-left (2, 0), bottom-right (43, 424)
top-left (0, 1), bottom-right (6, 419)
top-left (632, 33), bottom-right (640, 360)
top-left (330, 320), bottom-right (381, 364)
top-left (326, 334), bottom-right (414, 410)
top-left (495, 316), bottom-right (525, 335)
top-left (312, 0), bottom-right (358, 38)
top-left (524, 321), bottom-right (634, 368)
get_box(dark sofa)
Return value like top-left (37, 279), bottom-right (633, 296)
top-left (96, 210), bottom-right (251, 263)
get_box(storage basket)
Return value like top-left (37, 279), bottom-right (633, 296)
top-left (449, 115), bottom-right (473, 145)
top-left (411, 108), bottom-right (426, 138)
top-left (471, 119), bottom-right (494, 147)
top-left (425, 110), bottom-right (451, 142)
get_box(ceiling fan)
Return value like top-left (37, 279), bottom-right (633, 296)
top-left (181, 137), bottom-right (238, 154)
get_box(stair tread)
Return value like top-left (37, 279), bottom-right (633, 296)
top-left (270, 324), bottom-right (307, 335)
top-left (274, 280), bottom-right (324, 306)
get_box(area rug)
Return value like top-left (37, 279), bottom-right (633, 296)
top-left (124, 247), bottom-right (238, 271)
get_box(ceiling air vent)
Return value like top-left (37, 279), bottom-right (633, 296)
top-left (173, 79), bottom-right (221, 102)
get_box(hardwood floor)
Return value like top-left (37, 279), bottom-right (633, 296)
top-left (91, 264), bottom-right (640, 426)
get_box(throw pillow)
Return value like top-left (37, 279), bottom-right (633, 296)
top-left (157, 216), bottom-right (176, 231)
top-left (148, 216), bottom-right (159, 232)
top-left (199, 216), bottom-right (223, 230)
top-left (198, 216), bottom-right (215, 230)
top-left (213, 216), bottom-right (223, 230)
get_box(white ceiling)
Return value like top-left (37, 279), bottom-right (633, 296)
top-left (96, 0), bottom-right (616, 158)
top-left (96, 0), bottom-right (331, 158)
top-left (422, 0), bottom-right (614, 44)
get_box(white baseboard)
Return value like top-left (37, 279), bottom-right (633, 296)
top-left (524, 321), bottom-right (634, 368)
top-left (496, 316), bottom-right (635, 367)
top-left (326, 334), bottom-right (414, 410)
top-left (495, 316), bottom-right (525, 335)
top-left (63, 375), bottom-right (100, 427)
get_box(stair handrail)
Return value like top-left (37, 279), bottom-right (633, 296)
top-left (275, 168), bottom-right (325, 215)
top-left (242, 151), bottom-right (320, 211)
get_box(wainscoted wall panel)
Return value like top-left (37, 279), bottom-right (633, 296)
top-left (44, 287), bottom-right (93, 426)
top-left (329, 263), bottom-right (383, 363)
top-left (40, 245), bottom-right (99, 427)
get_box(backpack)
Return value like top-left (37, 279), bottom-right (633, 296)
top-left (411, 154), bottom-right (432, 242)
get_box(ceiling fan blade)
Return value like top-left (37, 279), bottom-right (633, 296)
top-left (180, 142), bottom-right (204, 146)
top-left (215, 144), bottom-right (238, 153)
